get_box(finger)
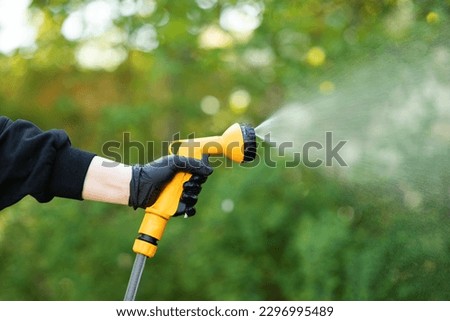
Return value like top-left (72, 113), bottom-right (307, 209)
top-left (171, 155), bottom-right (213, 176)
top-left (181, 193), bottom-right (198, 207)
top-left (189, 174), bottom-right (207, 185)
top-left (183, 180), bottom-right (202, 194)
top-left (185, 207), bottom-right (196, 217)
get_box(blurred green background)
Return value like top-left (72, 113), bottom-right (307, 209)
top-left (0, 0), bottom-right (449, 300)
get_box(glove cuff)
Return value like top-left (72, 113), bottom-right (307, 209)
top-left (129, 165), bottom-right (141, 210)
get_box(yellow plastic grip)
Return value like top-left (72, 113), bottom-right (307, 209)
top-left (132, 171), bottom-right (191, 257)
top-left (132, 146), bottom-right (202, 258)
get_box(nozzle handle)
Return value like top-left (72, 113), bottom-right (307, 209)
top-left (132, 171), bottom-right (192, 257)
top-left (132, 149), bottom-right (205, 258)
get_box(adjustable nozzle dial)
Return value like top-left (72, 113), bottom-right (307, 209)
top-left (239, 123), bottom-right (257, 162)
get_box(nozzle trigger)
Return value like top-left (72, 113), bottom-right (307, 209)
top-left (174, 201), bottom-right (186, 216)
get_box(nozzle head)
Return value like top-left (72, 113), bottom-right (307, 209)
top-left (239, 123), bottom-right (257, 163)
top-left (170, 122), bottom-right (257, 164)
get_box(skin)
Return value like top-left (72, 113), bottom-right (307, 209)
top-left (81, 156), bottom-right (132, 205)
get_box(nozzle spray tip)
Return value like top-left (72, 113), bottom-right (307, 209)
top-left (239, 123), bottom-right (257, 162)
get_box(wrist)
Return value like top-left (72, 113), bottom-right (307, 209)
top-left (82, 156), bottom-right (132, 205)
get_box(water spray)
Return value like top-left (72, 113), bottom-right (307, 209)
top-left (124, 123), bottom-right (257, 300)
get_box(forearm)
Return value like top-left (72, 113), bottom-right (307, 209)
top-left (82, 156), bottom-right (132, 205)
top-left (0, 116), bottom-right (96, 210)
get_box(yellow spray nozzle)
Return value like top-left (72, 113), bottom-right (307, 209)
top-left (170, 122), bottom-right (257, 164)
top-left (132, 122), bottom-right (256, 258)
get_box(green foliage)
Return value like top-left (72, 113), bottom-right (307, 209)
top-left (1, 0), bottom-right (449, 300)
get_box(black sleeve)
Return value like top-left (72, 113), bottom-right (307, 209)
top-left (0, 116), bottom-right (96, 210)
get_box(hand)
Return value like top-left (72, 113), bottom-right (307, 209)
top-left (128, 155), bottom-right (213, 214)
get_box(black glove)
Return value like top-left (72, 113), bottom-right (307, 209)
top-left (128, 155), bottom-right (213, 215)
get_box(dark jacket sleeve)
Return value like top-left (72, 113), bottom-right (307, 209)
top-left (0, 116), bottom-right (96, 210)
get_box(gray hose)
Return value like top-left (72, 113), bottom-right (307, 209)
top-left (124, 254), bottom-right (147, 301)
